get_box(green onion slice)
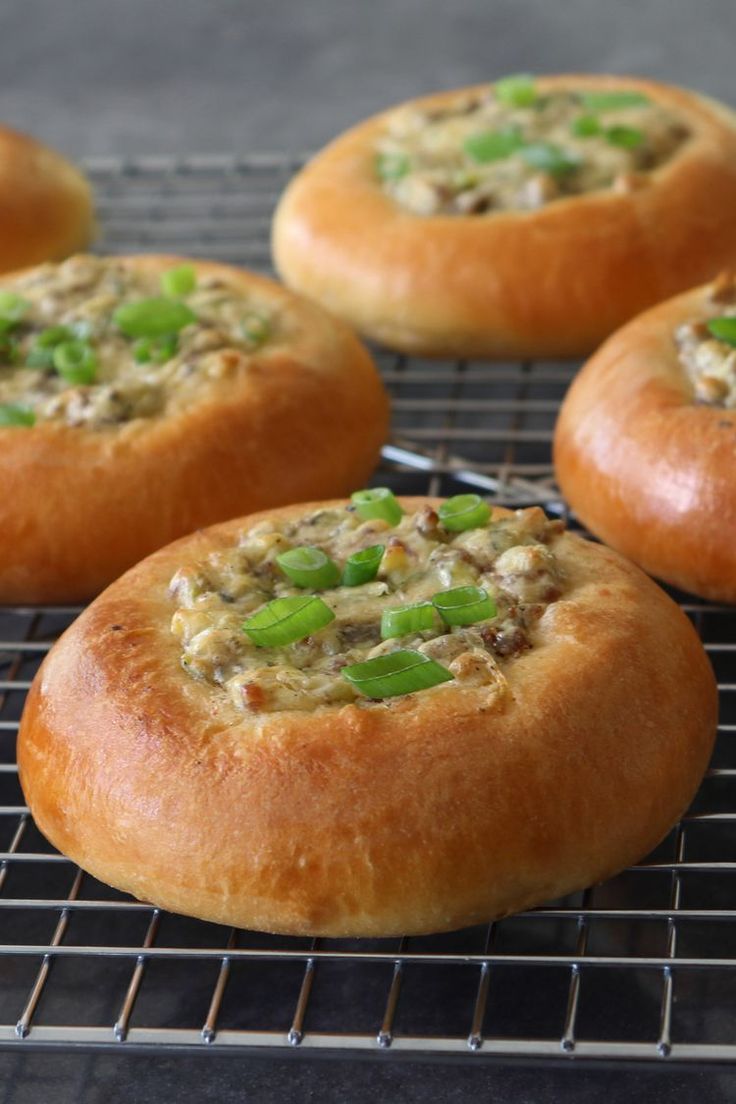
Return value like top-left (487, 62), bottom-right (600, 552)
top-left (464, 127), bottom-right (524, 164)
top-left (242, 314), bottom-right (270, 346)
top-left (134, 335), bottom-right (178, 364)
top-left (579, 90), bottom-right (650, 112)
top-left (570, 114), bottom-right (601, 137)
top-left (53, 340), bottom-right (97, 385)
top-left (520, 141), bottom-right (579, 177)
top-left (0, 403), bottom-right (35, 427)
top-left (707, 317), bottom-right (736, 348)
top-left (438, 494), bottom-right (491, 532)
top-left (113, 297), bottom-right (196, 339)
top-left (351, 488), bottom-right (404, 527)
top-left (605, 125), bottom-right (644, 149)
top-left (342, 649), bottom-right (453, 699)
top-left (276, 546), bottom-right (341, 590)
top-left (36, 325), bottom-right (75, 348)
top-left (381, 601), bottom-right (437, 640)
top-left (243, 595), bottom-right (335, 647)
top-left (0, 336), bottom-right (20, 364)
top-left (495, 73), bottom-right (537, 108)
top-left (0, 291), bottom-right (30, 330)
top-left (376, 151), bottom-right (410, 182)
top-left (342, 544), bottom-right (385, 587)
top-left (25, 345), bottom-right (55, 370)
top-left (161, 264), bottom-right (196, 298)
top-left (432, 585), bottom-right (496, 627)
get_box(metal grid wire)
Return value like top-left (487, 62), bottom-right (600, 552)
top-left (0, 154), bottom-right (732, 1061)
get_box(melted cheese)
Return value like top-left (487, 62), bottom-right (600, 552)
top-left (377, 86), bottom-right (687, 215)
top-left (0, 256), bottom-right (274, 429)
top-left (171, 504), bottom-right (565, 714)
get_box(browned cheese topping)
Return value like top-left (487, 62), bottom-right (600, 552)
top-left (0, 256), bottom-right (275, 429)
top-left (376, 81), bottom-right (688, 215)
top-left (170, 503), bottom-right (566, 714)
top-left (676, 274), bottom-right (736, 407)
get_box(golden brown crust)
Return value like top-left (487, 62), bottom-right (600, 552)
top-left (273, 76), bottom-right (736, 359)
top-left (0, 126), bottom-right (95, 271)
top-left (18, 498), bottom-right (717, 937)
top-left (554, 281), bottom-right (736, 601)
top-left (0, 255), bottom-right (388, 603)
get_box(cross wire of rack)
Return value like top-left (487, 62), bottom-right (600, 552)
top-left (0, 154), bottom-right (733, 1061)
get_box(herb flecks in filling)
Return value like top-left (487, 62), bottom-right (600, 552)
top-left (376, 80), bottom-right (688, 215)
top-left (0, 256), bottom-right (274, 429)
top-left (170, 504), bottom-right (565, 714)
top-left (676, 274), bottom-right (736, 408)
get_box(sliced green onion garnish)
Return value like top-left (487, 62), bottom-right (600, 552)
top-left (605, 125), bottom-right (644, 149)
top-left (376, 151), bottom-right (411, 182)
top-left (351, 487), bottom-right (404, 527)
top-left (464, 127), bottom-right (524, 164)
top-left (243, 595), bottom-right (335, 647)
top-left (134, 335), bottom-right (178, 364)
top-left (432, 585), bottom-right (496, 627)
top-left (520, 142), bottom-right (579, 177)
top-left (707, 317), bottom-right (736, 348)
top-left (25, 345), bottom-right (55, 369)
top-left (161, 264), bottom-right (196, 298)
top-left (438, 494), bottom-right (491, 532)
top-left (52, 340), bottom-right (97, 385)
top-left (571, 114), bottom-right (601, 137)
top-left (242, 314), bottom-right (270, 346)
top-left (0, 403), bottom-right (35, 427)
top-left (342, 649), bottom-right (453, 699)
top-left (0, 336), bottom-right (20, 365)
top-left (342, 544), bottom-right (385, 587)
top-left (36, 325), bottom-right (75, 348)
top-left (381, 601), bottom-right (437, 640)
top-left (0, 291), bottom-right (30, 330)
top-left (579, 90), bottom-right (650, 112)
top-left (113, 297), bottom-right (196, 339)
top-left (495, 73), bottom-right (537, 108)
top-left (276, 546), bottom-right (340, 590)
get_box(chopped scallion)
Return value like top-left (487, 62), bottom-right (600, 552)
top-left (0, 403), bottom-right (35, 428)
top-left (605, 125), bottom-right (644, 148)
top-left (438, 494), bottom-right (491, 532)
top-left (342, 545), bottom-right (384, 587)
top-left (113, 297), bottom-right (196, 339)
top-left (351, 488), bottom-right (404, 527)
top-left (376, 151), bottom-right (411, 182)
top-left (0, 291), bottom-right (30, 331)
top-left (495, 73), bottom-right (537, 108)
top-left (161, 265), bottom-right (196, 298)
top-left (707, 317), bottom-right (736, 348)
top-left (380, 601), bottom-right (437, 640)
top-left (52, 340), bottom-right (97, 385)
top-left (571, 114), bottom-right (601, 138)
top-left (464, 127), bottom-right (524, 164)
top-left (432, 585), bottom-right (496, 627)
top-left (342, 649), bottom-right (453, 699)
top-left (243, 595), bottom-right (335, 647)
top-left (276, 546), bottom-right (341, 590)
top-left (520, 141), bottom-right (579, 177)
top-left (579, 90), bottom-right (650, 112)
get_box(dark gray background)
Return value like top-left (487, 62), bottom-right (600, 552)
top-left (1, 0), bottom-right (734, 158)
top-left (2, 0), bottom-right (736, 1099)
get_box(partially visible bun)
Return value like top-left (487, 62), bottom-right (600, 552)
top-left (0, 125), bottom-right (95, 271)
top-left (554, 277), bottom-right (736, 601)
top-left (273, 75), bottom-right (736, 359)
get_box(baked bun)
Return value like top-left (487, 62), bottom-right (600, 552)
top-left (0, 126), bottom-right (94, 271)
top-left (273, 75), bottom-right (736, 359)
top-left (18, 495), bottom-right (716, 937)
top-left (554, 272), bottom-right (736, 602)
top-left (0, 254), bottom-right (388, 603)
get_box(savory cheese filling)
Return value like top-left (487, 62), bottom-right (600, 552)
top-left (376, 81), bottom-right (688, 215)
top-left (0, 255), bottom-right (274, 429)
top-left (170, 502), bottom-right (565, 714)
top-left (676, 276), bottom-right (736, 407)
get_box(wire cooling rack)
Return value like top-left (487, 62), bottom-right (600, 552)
top-left (0, 154), bottom-right (732, 1061)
